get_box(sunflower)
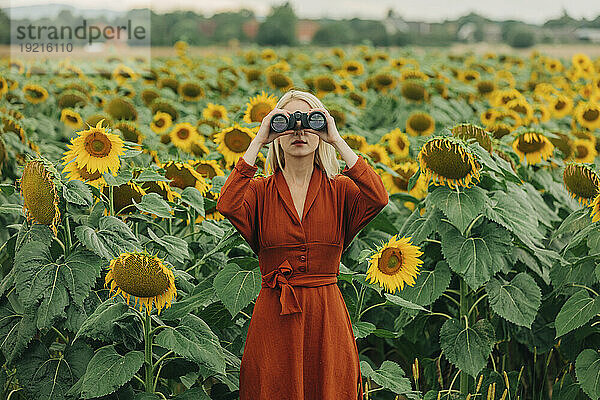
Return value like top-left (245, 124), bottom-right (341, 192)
top-left (62, 119), bottom-right (125, 174)
top-left (451, 123), bottom-right (493, 152)
top-left (102, 181), bottom-right (146, 215)
top-left (363, 144), bottom-right (392, 166)
top-left (105, 252), bottom-right (177, 315)
top-left (191, 159), bottom-right (225, 180)
top-left (373, 72), bottom-right (397, 92)
top-left (382, 161), bottom-right (428, 200)
top-left (506, 98), bottom-right (534, 124)
top-left (382, 128), bottom-right (410, 159)
top-left (2, 116), bottom-right (27, 142)
top-left (0, 77), bottom-right (8, 97)
top-left (342, 134), bottom-right (368, 152)
top-left (400, 69), bottom-right (428, 81)
top-left (190, 138), bottom-right (211, 158)
top-left (563, 163), bottom-right (600, 206)
top-left (418, 136), bottom-right (481, 189)
top-left (366, 235), bottom-right (423, 293)
top-left (242, 67), bottom-right (262, 82)
top-left (86, 114), bottom-right (113, 129)
top-left (150, 112), bottom-right (172, 134)
top-left (111, 64), bottom-right (138, 84)
top-left (214, 124), bottom-right (256, 167)
top-left (342, 60), bottom-right (364, 76)
top-left (114, 121), bottom-right (145, 145)
top-left (157, 77), bottom-right (180, 95)
top-left (162, 161), bottom-right (210, 193)
top-left (573, 139), bottom-right (598, 164)
top-left (491, 88), bottom-right (522, 107)
top-left (150, 99), bottom-right (179, 122)
top-left (105, 97), bottom-right (138, 122)
top-left (480, 109), bottom-right (498, 126)
top-left (574, 101), bottom-right (600, 130)
top-left (22, 84), bottom-right (48, 104)
top-left (476, 80), bottom-right (496, 97)
top-left (266, 71), bottom-right (294, 92)
top-left (314, 75), bottom-right (341, 97)
top-left (549, 95), bottom-right (573, 119)
top-left (60, 108), bottom-right (83, 130)
top-left (19, 158), bottom-right (61, 235)
top-left (141, 88), bottom-right (160, 106)
top-left (179, 81), bottom-right (204, 102)
top-left (532, 103), bottom-right (551, 123)
top-left (169, 122), bottom-right (199, 153)
top-left (202, 103), bottom-right (229, 122)
top-left (140, 180), bottom-right (181, 202)
top-left (348, 91), bottom-right (366, 108)
top-left (243, 91), bottom-right (278, 124)
top-left (406, 112), bottom-right (435, 136)
top-left (401, 81), bottom-right (428, 102)
top-left (511, 130), bottom-right (555, 165)
top-left (62, 159), bottom-right (106, 188)
top-left (591, 195), bottom-right (600, 223)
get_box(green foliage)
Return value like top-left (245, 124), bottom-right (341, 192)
top-left (360, 360), bottom-right (414, 395)
top-left (213, 263), bottom-right (261, 317)
top-left (256, 2), bottom-right (298, 46)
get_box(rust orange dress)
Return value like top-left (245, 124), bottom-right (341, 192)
top-left (216, 154), bottom-right (389, 400)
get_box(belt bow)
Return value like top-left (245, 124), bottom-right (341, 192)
top-left (261, 259), bottom-right (302, 315)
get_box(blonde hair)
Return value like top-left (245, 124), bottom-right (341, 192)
top-left (264, 89), bottom-right (340, 180)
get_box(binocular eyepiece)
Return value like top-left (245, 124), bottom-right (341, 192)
top-left (270, 111), bottom-right (327, 134)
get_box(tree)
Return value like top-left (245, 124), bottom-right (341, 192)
top-left (256, 2), bottom-right (298, 46)
top-left (0, 9), bottom-right (9, 44)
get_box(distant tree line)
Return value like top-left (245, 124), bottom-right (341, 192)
top-left (1, 2), bottom-right (599, 47)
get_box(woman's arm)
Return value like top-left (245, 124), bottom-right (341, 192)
top-left (215, 138), bottom-right (264, 254)
top-left (333, 137), bottom-right (389, 250)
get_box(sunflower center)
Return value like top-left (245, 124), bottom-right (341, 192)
top-left (67, 115), bottom-right (78, 123)
top-left (77, 165), bottom-right (103, 180)
top-left (409, 114), bottom-right (433, 134)
top-left (177, 128), bottom-right (190, 140)
top-left (224, 129), bottom-right (251, 153)
top-left (166, 164), bottom-right (197, 189)
top-left (392, 169), bottom-right (413, 191)
top-left (155, 118), bottom-right (165, 128)
top-left (555, 100), bottom-right (566, 110)
top-left (21, 161), bottom-right (57, 225)
top-left (29, 89), bottom-right (44, 98)
top-left (583, 108), bottom-right (599, 122)
top-left (576, 145), bottom-right (589, 159)
top-left (271, 73), bottom-right (290, 88)
top-left (377, 248), bottom-right (404, 275)
top-left (113, 254), bottom-right (170, 297)
top-left (516, 135), bottom-right (545, 154)
top-left (401, 82), bottom-right (426, 101)
top-left (422, 141), bottom-right (473, 180)
top-left (564, 165), bottom-right (599, 201)
top-left (84, 132), bottom-right (112, 157)
top-left (194, 164), bottom-right (216, 179)
top-left (250, 102), bottom-right (272, 122)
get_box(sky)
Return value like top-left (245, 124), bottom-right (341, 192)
top-left (2, 0), bottom-right (600, 24)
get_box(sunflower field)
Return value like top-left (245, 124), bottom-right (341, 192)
top-left (1, 43), bottom-right (600, 400)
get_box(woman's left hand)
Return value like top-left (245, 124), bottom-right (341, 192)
top-left (303, 108), bottom-right (342, 145)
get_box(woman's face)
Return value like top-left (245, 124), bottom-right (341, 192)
top-left (278, 99), bottom-right (320, 159)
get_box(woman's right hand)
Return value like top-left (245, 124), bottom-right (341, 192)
top-left (255, 108), bottom-right (295, 145)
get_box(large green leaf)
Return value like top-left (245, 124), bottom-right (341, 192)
top-left (181, 187), bottom-right (205, 217)
top-left (213, 263), bottom-right (261, 317)
top-left (75, 216), bottom-right (140, 260)
top-left (160, 280), bottom-right (217, 321)
top-left (14, 340), bottom-right (93, 400)
top-left (399, 207), bottom-right (443, 245)
top-left (80, 345), bottom-right (144, 399)
top-left (360, 360), bottom-right (414, 395)
top-left (63, 180), bottom-right (93, 206)
top-left (154, 314), bottom-right (226, 375)
top-left (173, 386), bottom-right (212, 399)
top-left (0, 300), bottom-right (37, 364)
top-left (353, 321), bottom-right (376, 339)
top-left (384, 293), bottom-right (428, 311)
top-left (396, 261), bottom-right (452, 306)
top-left (439, 318), bottom-right (495, 377)
top-left (73, 298), bottom-right (131, 343)
top-left (147, 228), bottom-right (190, 264)
top-left (575, 349), bottom-right (600, 400)
top-left (440, 221), bottom-right (511, 290)
top-left (486, 273), bottom-right (541, 328)
top-left (555, 289), bottom-right (600, 338)
top-left (14, 241), bottom-right (103, 330)
top-left (133, 193), bottom-right (173, 219)
top-left (427, 185), bottom-right (487, 234)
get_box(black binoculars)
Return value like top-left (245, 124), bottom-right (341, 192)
top-left (270, 111), bottom-right (327, 133)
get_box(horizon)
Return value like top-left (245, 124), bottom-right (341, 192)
top-left (2, 0), bottom-right (600, 25)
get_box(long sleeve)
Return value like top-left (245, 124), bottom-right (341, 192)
top-left (215, 156), bottom-right (261, 255)
top-left (341, 154), bottom-right (389, 251)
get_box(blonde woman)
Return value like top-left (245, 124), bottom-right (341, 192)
top-left (216, 89), bottom-right (388, 399)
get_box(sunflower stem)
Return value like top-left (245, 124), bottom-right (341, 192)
top-left (144, 311), bottom-right (154, 393)
top-left (108, 185), bottom-right (115, 216)
top-left (459, 278), bottom-right (473, 395)
top-left (359, 301), bottom-right (388, 319)
top-left (64, 216), bottom-right (72, 257)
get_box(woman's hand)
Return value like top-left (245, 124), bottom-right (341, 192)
top-left (254, 108), bottom-right (296, 145)
top-left (303, 108), bottom-right (343, 145)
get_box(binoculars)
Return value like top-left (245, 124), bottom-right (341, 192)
top-left (270, 111), bottom-right (327, 133)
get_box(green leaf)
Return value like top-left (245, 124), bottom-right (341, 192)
top-left (555, 289), bottom-right (600, 338)
top-left (15, 340), bottom-right (93, 400)
top-left (486, 273), bottom-right (541, 328)
top-left (154, 314), bottom-right (226, 375)
top-left (75, 216), bottom-right (140, 260)
top-left (173, 386), bottom-right (211, 399)
top-left (439, 318), bottom-right (496, 378)
top-left (146, 228), bottom-right (190, 264)
top-left (399, 207), bottom-right (443, 245)
top-left (63, 180), bottom-right (93, 206)
top-left (353, 321), bottom-right (376, 339)
top-left (133, 193), bottom-right (173, 218)
top-left (80, 345), bottom-right (144, 399)
top-left (14, 241), bottom-right (103, 330)
top-left (213, 264), bottom-right (261, 317)
top-left (427, 185), bottom-right (487, 234)
top-left (73, 298), bottom-right (130, 343)
top-left (440, 221), bottom-right (512, 290)
top-left (396, 261), bottom-right (452, 306)
top-left (552, 373), bottom-right (587, 400)
top-left (0, 300), bottom-right (37, 364)
top-left (406, 167), bottom-right (420, 192)
top-left (575, 349), bottom-right (600, 400)
top-left (360, 360), bottom-right (413, 395)
top-left (181, 187), bottom-right (205, 217)
top-left (160, 281), bottom-right (217, 321)
top-left (384, 293), bottom-right (428, 311)
top-left (102, 170), bottom-right (133, 186)
top-left (133, 168), bottom-right (172, 183)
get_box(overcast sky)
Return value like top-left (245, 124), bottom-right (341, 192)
top-left (2, 0), bottom-right (600, 24)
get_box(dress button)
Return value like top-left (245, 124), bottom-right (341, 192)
top-left (300, 255), bottom-right (306, 261)
top-left (300, 246), bottom-right (306, 251)
top-left (299, 266), bottom-right (306, 272)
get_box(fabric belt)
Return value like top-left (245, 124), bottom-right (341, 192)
top-left (261, 259), bottom-right (338, 315)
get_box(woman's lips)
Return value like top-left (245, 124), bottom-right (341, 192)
top-left (292, 140), bottom-right (306, 145)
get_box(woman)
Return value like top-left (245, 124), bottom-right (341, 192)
top-left (216, 89), bottom-right (388, 399)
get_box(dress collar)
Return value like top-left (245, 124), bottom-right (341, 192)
top-left (274, 163), bottom-right (322, 226)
